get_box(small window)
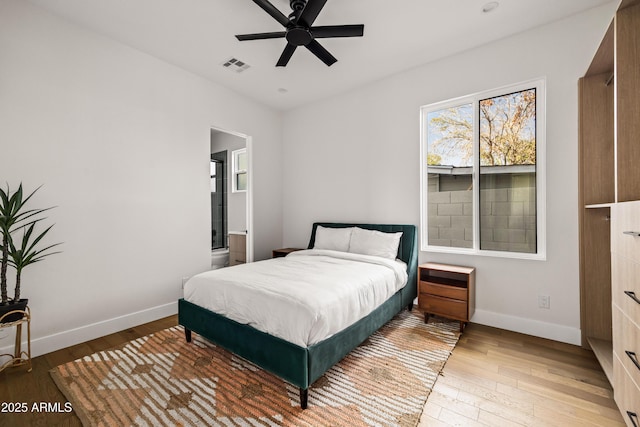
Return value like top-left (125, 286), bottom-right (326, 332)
top-left (420, 79), bottom-right (545, 259)
top-left (232, 148), bottom-right (247, 193)
top-left (210, 161), bottom-right (217, 193)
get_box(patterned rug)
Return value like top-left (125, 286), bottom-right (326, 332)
top-left (50, 311), bottom-right (460, 427)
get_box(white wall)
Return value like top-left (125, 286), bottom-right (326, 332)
top-left (282, 3), bottom-right (618, 345)
top-left (0, 0), bottom-right (282, 356)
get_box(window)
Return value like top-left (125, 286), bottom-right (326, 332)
top-left (420, 80), bottom-right (545, 259)
top-left (232, 148), bottom-right (247, 192)
top-left (210, 160), bottom-right (217, 193)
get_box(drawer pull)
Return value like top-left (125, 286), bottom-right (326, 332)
top-left (625, 291), bottom-right (640, 305)
top-left (628, 411), bottom-right (639, 427)
top-left (623, 231), bottom-right (640, 237)
top-left (626, 350), bottom-right (640, 371)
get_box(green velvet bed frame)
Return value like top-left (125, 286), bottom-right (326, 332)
top-left (178, 222), bottom-right (418, 408)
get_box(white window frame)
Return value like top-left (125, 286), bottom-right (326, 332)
top-left (419, 78), bottom-right (546, 260)
top-left (231, 148), bottom-right (247, 193)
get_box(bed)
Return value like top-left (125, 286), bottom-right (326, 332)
top-left (178, 222), bottom-right (418, 408)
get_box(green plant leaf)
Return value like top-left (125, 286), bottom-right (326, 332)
top-left (8, 222), bottom-right (61, 272)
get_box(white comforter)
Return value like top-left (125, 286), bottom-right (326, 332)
top-left (183, 249), bottom-right (408, 347)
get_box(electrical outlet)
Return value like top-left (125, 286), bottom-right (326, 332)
top-left (538, 295), bottom-right (550, 309)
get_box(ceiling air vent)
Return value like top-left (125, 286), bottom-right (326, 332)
top-left (222, 57), bottom-right (250, 73)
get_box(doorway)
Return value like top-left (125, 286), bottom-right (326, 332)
top-left (210, 128), bottom-right (252, 262)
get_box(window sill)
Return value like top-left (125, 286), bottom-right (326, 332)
top-left (421, 245), bottom-right (546, 261)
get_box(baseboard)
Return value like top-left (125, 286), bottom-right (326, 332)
top-left (0, 304), bottom-right (580, 362)
top-left (0, 301), bottom-right (178, 360)
top-left (471, 309), bottom-right (582, 346)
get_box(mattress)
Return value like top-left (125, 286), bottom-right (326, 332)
top-left (183, 249), bottom-right (408, 347)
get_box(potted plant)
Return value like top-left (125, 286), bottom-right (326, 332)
top-left (0, 183), bottom-right (59, 323)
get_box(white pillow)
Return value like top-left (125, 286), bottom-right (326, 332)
top-left (348, 227), bottom-right (403, 259)
top-left (313, 226), bottom-right (353, 252)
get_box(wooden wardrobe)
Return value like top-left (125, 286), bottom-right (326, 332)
top-left (578, 1), bottom-right (640, 425)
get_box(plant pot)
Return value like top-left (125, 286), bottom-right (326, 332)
top-left (0, 299), bottom-right (28, 323)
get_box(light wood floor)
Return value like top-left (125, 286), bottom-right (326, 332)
top-left (0, 317), bottom-right (624, 427)
top-left (419, 323), bottom-right (625, 426)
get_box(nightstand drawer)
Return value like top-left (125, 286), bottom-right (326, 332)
top-left (419, 281), bottom-right (467, 301)
top-left (420, 295), bottom-right (467, 320)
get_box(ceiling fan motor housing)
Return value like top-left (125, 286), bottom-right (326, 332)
top-left (286, 27), bottom-right (313, 46)
top-left (287, 0), bottom-right (312, 47)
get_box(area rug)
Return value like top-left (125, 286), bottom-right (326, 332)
top-left (50, 311), bottom-right (460, 427)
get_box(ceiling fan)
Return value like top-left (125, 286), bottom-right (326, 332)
top-left (235, 0), bottom-right (364, 67)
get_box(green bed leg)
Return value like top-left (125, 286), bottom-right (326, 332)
top-left (300, 388), bottom-right (308, 409)
top-left (185, 328), bottom-right (192, 343)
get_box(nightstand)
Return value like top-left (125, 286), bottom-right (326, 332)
top-left (418, 263), bottom-right (475, 332)
top-left (272, 247), bottom-right (304, 258)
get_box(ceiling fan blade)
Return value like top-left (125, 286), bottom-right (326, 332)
top-left (311, 24), bottom-right (364, 38)
top-left (252, 0), bottom-right (290, 27)
top-left (297, 0), bottom-right (327, 27)
top-left (276, 43), bottom-right (298, 67)
top-left (236, 31), bottom-right (286, 41)
top-left (305, 39), bottom-right (337, 66)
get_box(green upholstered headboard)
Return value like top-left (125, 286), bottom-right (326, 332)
top-left (307, 222), bottom-right (418, 290)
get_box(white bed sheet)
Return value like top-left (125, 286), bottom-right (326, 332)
top-left (183, 249), bottom-right (408, 347)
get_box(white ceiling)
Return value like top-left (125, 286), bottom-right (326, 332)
top-left (27, 0), bottom-right (613, 111)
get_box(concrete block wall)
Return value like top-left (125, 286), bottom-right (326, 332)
top-left (428, 175), bottom-right (536, 253)
top-left (480, 185), bottom-right (536, 253)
